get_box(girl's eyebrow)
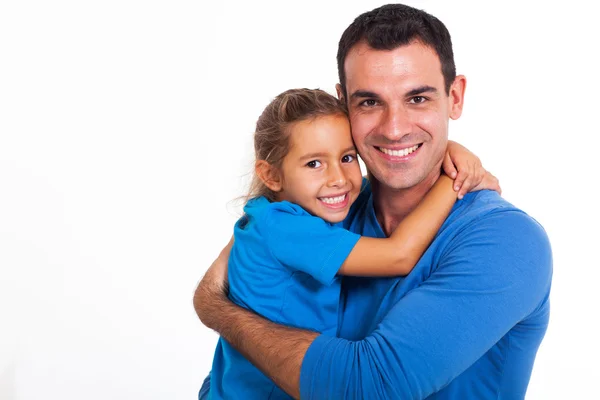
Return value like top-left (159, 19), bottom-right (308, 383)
top-left (299, 146), bottom-right (355, 162)
top-left (299, 152), bottom-right (328, 161)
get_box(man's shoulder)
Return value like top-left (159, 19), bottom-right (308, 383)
top-left (446, 190), bottom-right (551, 259)
top-left (446, 190), bottom-right (552, 281)
top-left (449, 190), bottom-right (552, 313)
top-left (458, 189), bottom-right (517, 213)
top-left (452, 190), bottom-right (543, 230)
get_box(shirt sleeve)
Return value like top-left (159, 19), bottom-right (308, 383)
top-left (299, 210), bottom-right (553, 399)
top-left (264, 202), bottom-right (361, 286)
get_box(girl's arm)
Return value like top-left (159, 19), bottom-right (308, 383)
top-left (338, 139), bottom-right (501, 278)
top-left (338, 174), bottom-right (456, 277)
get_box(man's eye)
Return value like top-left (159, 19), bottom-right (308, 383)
top-left (409, 96), bottom-right (427, 104)
top-left (341, 154), bottom-right (356, 163)
top-left (361, 99), bottom-right (378, 107)
top-left (306, 160), bottom-right (322, 168)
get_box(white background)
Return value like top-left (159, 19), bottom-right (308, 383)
top-left (1, 1), bottom-right (598, 399)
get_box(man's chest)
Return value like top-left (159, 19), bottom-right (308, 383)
top-left (337, 251), bottom-right (438, 340)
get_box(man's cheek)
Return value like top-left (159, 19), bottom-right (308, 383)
top-left (416, 113), bottom-right (445, 140)
top-left (349, 119), bottom-right (373, 144)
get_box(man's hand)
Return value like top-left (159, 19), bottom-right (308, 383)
top-left (194, 236), bottom-right (233, 329)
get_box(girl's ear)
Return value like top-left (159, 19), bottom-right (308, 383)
top-left (255, 160), bottom-right (283, 192)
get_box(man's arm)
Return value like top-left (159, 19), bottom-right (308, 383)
top-left (196, 210), bottom-right (551, 399)
top-left (193, 236), bottom-right (316, 399)
top-left (300, 210), bottom-right (552, 399)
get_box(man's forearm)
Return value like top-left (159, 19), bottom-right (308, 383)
top-left (194, 270), bottom-right (318, 399)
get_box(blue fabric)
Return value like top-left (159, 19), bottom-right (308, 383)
top-left (300, 183), bottom-right (552, 399)
top-left (209, 197), bottom-right (360, 400)
top-left (198, 374), bottom-right (210, 400)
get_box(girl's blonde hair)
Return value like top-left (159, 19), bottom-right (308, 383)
top-left (246, 88), bottom-right (348, 202)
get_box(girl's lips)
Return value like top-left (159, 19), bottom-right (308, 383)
top-left (318, 193), bottom-right (349, 209)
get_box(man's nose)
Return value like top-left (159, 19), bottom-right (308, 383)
top-left (381, 105), bottom-right (412, 141)
top-left (327, 164), bottom-right (347, 188)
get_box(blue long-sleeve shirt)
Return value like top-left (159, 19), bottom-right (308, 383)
top-left (300, 187), bottom-right (552, 399)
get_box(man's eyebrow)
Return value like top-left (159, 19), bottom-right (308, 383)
top-left (406, 85), bottom-right (438, 97)
top-left (350, 90), bottom-right (380, 99)
top-left (349, 86), bottom-right (438, 100)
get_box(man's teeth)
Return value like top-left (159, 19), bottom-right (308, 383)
top-left (378, 144), bottom-right (420, 157)
top-left (320, 195), bottom-right (346, 204)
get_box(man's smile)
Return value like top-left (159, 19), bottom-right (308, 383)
top-left (375, 143), bottom-right (423, 158)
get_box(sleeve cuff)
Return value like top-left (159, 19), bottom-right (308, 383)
top-left (315, 231), bottom-right (361, 286)
top-left (300, 334), bottom-right (338, 400)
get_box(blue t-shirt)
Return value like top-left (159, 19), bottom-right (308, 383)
top-left (300, 183), bottom-right (552, 399)
top-left (209, 197), bottom-right (360, 400)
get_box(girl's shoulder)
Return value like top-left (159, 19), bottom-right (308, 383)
top-left (239, 198), bottom-right (332, 248)
top-left (245, 197), bottom-right (311, 218)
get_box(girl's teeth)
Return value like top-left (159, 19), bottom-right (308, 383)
top-left (321, 195), bottom-right (345, 204)
top-left (379, 144), bottom-right (420, 157)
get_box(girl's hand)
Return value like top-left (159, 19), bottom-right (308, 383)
top-left (442, 140), bottom-right (500, 199)
top-left (470, 170), bottom-right (501, 195)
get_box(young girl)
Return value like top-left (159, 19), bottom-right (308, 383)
top-left (208, 88), bottom-right (497, 399)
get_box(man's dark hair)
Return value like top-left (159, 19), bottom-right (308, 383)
top-left (337, 4), bottom-right (456, 98)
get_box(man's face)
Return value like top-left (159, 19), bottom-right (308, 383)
top-left (342, 41), bottom-right (460, 190)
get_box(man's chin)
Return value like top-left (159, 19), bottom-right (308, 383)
top-left (370, 170), bottom-right (422, 191)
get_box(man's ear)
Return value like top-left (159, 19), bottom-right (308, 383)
top-left (448, 75), bottom-right (467, 120)
top-left (255, 160), bottom-right (283, 192)
top-left (335, 83), bottom-right (345, 103)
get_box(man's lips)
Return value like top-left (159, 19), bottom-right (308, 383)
top-left (375, 143), bottom-right (422, 157)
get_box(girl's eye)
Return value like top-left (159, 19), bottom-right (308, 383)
top-left (306, 160), bottom-right (322, 168)
top-left (341, 154), bottom-right (356, 163)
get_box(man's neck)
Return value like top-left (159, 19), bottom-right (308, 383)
top-left (371, 168), bottom-right (442, 236)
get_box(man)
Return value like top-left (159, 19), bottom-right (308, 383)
top-left (195, 4), bottom-right (552, 399)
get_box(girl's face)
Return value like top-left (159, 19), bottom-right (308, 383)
top-left (276, 114), bottom-right (363, 223)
